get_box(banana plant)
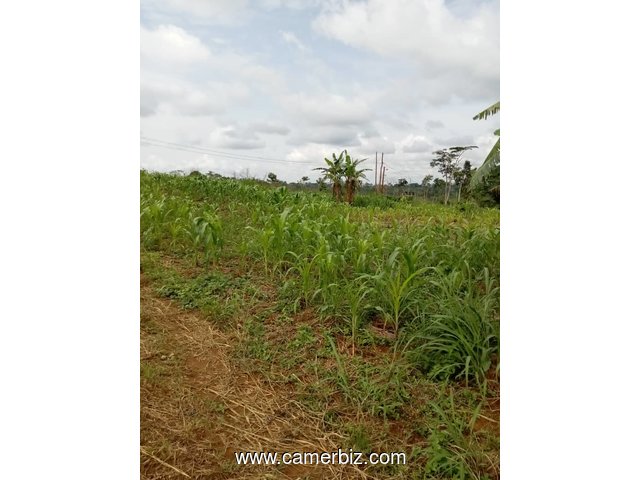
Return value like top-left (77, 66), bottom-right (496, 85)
top-left (471, 101), bottom-right (500, 187)
top-left (342, 152), bottom-right (370, 204)
top-left (314, 151), bottom-right (346, 202)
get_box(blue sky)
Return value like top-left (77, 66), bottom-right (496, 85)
top-left (140, 0), bottom-right (499, 183)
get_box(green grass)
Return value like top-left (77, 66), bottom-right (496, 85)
top-left (140, 171), bottom-right (500, 479)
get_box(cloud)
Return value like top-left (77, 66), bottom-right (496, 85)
top-left (280, 30), bottom-right (309, 52)
top-left (250, 122), bottom-right (290, 135)
top-left (141, 22), bottom-right (286, 120)
top-left (141, 25), bottom-right (210, 67)
top-left (141, 0), bottom-right (250, 24)
top-left (434, 135), bottom-right (475, 147)
top-left (284, 93), bottom-right (373, 126)
top-left (140, 78), bottom-right (249, 116)
top-left (209, 126), bottom-right (267, 150)
top-left (401, 135), bottom-right (434, 153)
top-left (313, 0), bottom-right (499, 91)
top-left (426, 120), bottom-right (445, 130)
top-left (288, 125), bottom-right (361, 146)
top-left (235, 64), bottom-right (286, 94)
top-left (260, 0), bottom-right (322, 9)
top-left (285, 143), bottom-right (366, 177)
top-left (140, 1), bottom-right (499, 182)
top-left (286, 144), bottom-right (331, 164)
top-left (358, 135), bottom-right (396, 155)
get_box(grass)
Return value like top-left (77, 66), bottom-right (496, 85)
top-left (140, 171), bottom-right (500, 479)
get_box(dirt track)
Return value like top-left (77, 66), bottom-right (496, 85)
top-left (140, 276), bottom-right (364, 480)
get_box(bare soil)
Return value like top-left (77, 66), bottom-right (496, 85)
top-left (140, 277), bottom-right (366, 479)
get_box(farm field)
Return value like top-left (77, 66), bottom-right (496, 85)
top-left (140, 171), bottom-right (500, 479)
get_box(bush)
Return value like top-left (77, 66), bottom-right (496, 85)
top-left (352, 194), bottom-right (398, 209)
top-left (407, 266), bottom-right (499, 388)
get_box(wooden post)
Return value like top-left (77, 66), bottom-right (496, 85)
top-left (374, 152), bottom-right (378, 192)
top-left (379, 153), bottom-right (384, 194)
top-left (381, 166), bottom-right (386, 195)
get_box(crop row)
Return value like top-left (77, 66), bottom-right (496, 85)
top-left (140, 172), bottom-right (500, 390)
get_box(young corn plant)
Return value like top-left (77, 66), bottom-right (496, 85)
top-left (285, 252), bottom-right (319, 309)
top-left (184, 213), bottom-right (223, 267)
top-left (363, 247), bottom-right (428, 337)
top-left (344, 282), bottom-right (371, 355)
top-left (267, 206), bottom-right (298, 272)
top-left (351, 236), bottom-right (376, 274)
top-left (248, 226), bottom-right (274, 274)
top-left (140, 196), bottom-right (169, 249)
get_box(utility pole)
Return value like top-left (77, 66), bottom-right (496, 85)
top-left (374, 152), bottom-right (378, 192)
top-left (378, 153), bottom-right (384, 194)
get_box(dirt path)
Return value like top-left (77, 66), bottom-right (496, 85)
top-left (140, 277), bottom-right (364, 480)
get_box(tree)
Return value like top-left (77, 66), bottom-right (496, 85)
top-left (430, 146), bottom-right (477, 204)
top-left (314, 151), bottom-right (346, 201)
top-left (453, 160), bottom-right (473, 202)
top-left (421, 174), bottom-right (434, 198)
top-left (432, 178), bottom-right (447, 201)
top-left (316, 176), bottom-right (328, 191)
top-left (396, 178), bottom-right (408, 187)
top-left (300, 176), bottom-right (309, 183)
top-left (343, 151), bottom-right (369, 204)
top-left (471, 101), bottom-right (500, 187)
top-left (471, 163), bottom-right (500, 207)
top-left (267, 172), bottom-right (279, 183)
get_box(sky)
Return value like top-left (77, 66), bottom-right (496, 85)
top-left (140, 0), bottom-right (500, 184)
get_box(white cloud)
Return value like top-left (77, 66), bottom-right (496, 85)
top-left (141, 23), bottom-right (286, 120)
top-left (250, 122), bottom-right (290, 135)
top-left (313, 0), bottom-right (499, 82)
top-left (285, 143), bottom-right (358, 177)
top-left (401, 135), bottom-right (434, 153)
top-left (209, 126), bottom-right (267, 150)
top-left (141, 113), bottom-right (219, 147)
top-left (280, 30), bottom-right (309, 52)
top-left (235, 64), bottom-right (285, 94)
top-left (140, 78), bottom-right (250, 117)
top-left (260, 0), bottom-right (323, 9)
top-left (141, 0), bottom-right (250, 24)
top-left (140, 1), bottom-right (499, 182)
top-left (284, 93), bottom-right (373, 126)
top-left (141, 25), bottom-right (210, 67)
top-left (357, 135), bottom-right (396, 156)
top-left (434, 134), bottom-right (475, 147)
top-left (425, 120), bottom-right (445, 130)
top-left (288, 125), bottom-right (362, 146)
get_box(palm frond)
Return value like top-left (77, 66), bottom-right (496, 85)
top-left (470, 138), bottom-right (499, 187)
top-left (473, 101), bottom-right (500, 121)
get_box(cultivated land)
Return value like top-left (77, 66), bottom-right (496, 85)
top-left (140, 171), bottom-right (500, 479)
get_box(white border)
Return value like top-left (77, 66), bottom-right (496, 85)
top-left (502, 0), bottom-right (640, 478)
top-left (1, 1), bottom-right (639, 478)
top-left (0, 1), bottom-right (139, 478)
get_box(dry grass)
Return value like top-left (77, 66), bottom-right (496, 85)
top-left (141, 278), bottom-right (371, 479)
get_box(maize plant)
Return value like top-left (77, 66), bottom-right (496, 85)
top-left (185, 213), bottom-right (223, 267)
top-left (362, 247), bottom-right (429, 336)
top-left (140, 171), bottom-right (500, 387)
